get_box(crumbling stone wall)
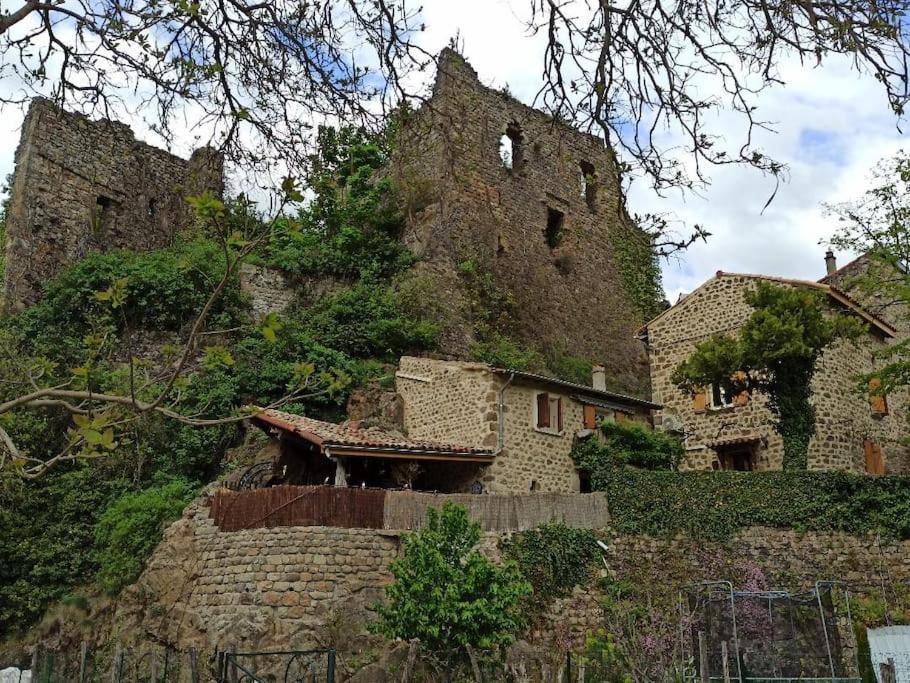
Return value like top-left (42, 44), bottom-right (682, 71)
top-left (392, 50), bottom-right (652, 396)
top-left (238, 264), bottom-right (296, 317)
top-left (2, 98), bottom-right (224, 311)
top-left (647, 274), bottom-right (909, 472)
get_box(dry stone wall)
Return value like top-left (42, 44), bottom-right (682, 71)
top-left (648, 274), bottom-right (910, 473)
top-left (392, 50), bottom-right (652, 396)
top-left (2, 98), bottom-right (223, 311)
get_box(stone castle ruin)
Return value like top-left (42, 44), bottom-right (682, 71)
top-left (2, 98), bottom-right (224, 312)
top-left (394, 49), bottom-right (654, 395)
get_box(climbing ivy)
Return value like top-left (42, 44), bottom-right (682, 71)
top-left (608, 224), bottom-right (664, 320)
top-left (502, 522), bottom-right (600, 605)
top-left (585, 468), bottom-right (910, 540)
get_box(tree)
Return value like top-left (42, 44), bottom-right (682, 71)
top-left (1, 0), bottom-right (908, 192)
top-left (672, 282), bottom-right (861, 470)
top-left (0, 184), bottom-right (350, 478)
top-left (826, 152), bottom-right (910, 406)
top-left (372, 503), bottom-right (530, 678)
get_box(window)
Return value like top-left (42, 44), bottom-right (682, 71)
top-left (147, 198), bottom-right (157, 218)
top-left (499, 122), bottom-right (523, 170)
top-left (535, 392), bottom-right (563, 433)
top-left (545, 207), bottom-right (565, 249)
top-left (93, 195), bottom-right (114, 237)
top-left (580, 160), bottom-right (597, 209)
top-left (869, 378), bottom-right (889, 416)
top-left (709, 383), bottom-right (736, 410)
top-left (716, 444), bottom-right (756, 471)
top-left (578, 470), bottom-right (592, 493)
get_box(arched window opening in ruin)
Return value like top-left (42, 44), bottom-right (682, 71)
top-left (147, 198), bottom-right (157, 218)
top-left (545, 206), bottom-right (565, 249)
top-left (580, 160), bottom-right (597, 209)
top-left (499, 122), bottom-right (523, 170)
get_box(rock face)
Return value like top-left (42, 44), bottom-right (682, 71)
top-left (392, 49), bottom-right (653, 396)
top-left (2, 98), bottom-right (224, 312)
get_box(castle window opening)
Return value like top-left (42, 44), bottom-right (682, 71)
top-left (93, 195), bottom-right (114, 236)
top-left (147, 197), bottom-right (157, 218)
top-left (499, 122), bottom-right (523, 170)
top-left (580, 160), bottom-right (597, 209)
top-left (545, 206), bottom-right (565, 249)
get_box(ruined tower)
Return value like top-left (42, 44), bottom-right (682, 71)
top-left (2, 98), bottom-right (224, 312)
top-left (394, 50), bottom-right (654, 395)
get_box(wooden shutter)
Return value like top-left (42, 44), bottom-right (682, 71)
top-left (869, 378), bottom-right (889, 416)
top-left (692, 387), bottom-right (707, 414)
top-left (556, 398), bottom-right (564, 431)
top-left (733, 371), bottom-right (749, 407)
top-left (536, 393), bottom-right (550, 428)
top-left (864, 439), bottom-right (885, 475)
top-left (583, 405), bottom-right (597, 430)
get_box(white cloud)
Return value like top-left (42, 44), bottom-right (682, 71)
top-left (0, 0), bottom-right (906, 304)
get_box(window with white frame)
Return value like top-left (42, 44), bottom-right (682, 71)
top-left (535, 392), bottom-right (563, 433)
top-left (709, 383), bottom-right (735, 410)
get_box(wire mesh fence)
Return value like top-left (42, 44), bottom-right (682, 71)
top-left (685, 581), bottom-right (860, 682)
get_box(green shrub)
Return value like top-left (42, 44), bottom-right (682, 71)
top-left (572, 421), bottom-right (684, 473)
top-left (593, 469), bottom-right (910, 540)
top-left (469, 334), bottom-right (546, 371)
top-left (372, 503), bottom-right (530, 667)
top-left (301, 281), bottom-right (439, 359)
top-left (502, 522), bottom-right (600, 602)
top-left (94, 475), bottom-right (196, 594)
top-left (0, 467), bottom-right (129, 634)
top-left (17, 240), bottom-right (246, 358)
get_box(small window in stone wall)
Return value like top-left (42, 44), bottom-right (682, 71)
top-left (535, 392), bottom-right (563, 433)
top-left (499, 122), bottom-right (524, 170)
top-left (545, 207), bottom-right (565, 249)
top-left (580, 160), bottom-right (597, 209)
top-left (147, 197), bottom-right (157, 218)
top-left (93, 195), bottom-right (115, 237)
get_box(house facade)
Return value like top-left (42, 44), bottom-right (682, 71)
top-left (253, 356), bottom-right (657, 494)
top-left (643, 271), bottom-right (908, 474)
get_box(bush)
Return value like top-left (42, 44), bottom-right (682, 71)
top-left (595, 469), bottom-right (910, 540)
top-left (0, 467), bottom-right (129, 634)
top-left (469, 334), bottom-right (546, 371)
top-left (502, 523), bottom-right (600, 603)
top-left (572, 421), bottom-right (684, 473)
top-left (300, 281), bottom-right (439, 359)
top-left (94, 475), bottom-right (196, 593)
top-left (372, 503), bottom-right (531, 668)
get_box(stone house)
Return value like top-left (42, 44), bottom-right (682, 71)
top-left (253, 356), bottom-right (657, 494)
top-left (642, 271), bottom-right (908, 474)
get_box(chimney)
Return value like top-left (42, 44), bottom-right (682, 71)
top-left (825, 250), bottom-right (837, 275)
top-left (592, 365), bottom-right (607, 392)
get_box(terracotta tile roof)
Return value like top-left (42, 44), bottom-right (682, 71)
top-left (706, 434), bottom-right (766, 448)
top-left (488, 368), bottom-right (660, 409)
top-left (254, 409), bottom-right (495, 460)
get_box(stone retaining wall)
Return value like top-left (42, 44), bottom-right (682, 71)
top-left (115, 494), bottom-right (910, 661)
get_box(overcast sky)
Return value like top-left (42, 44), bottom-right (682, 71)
top-left (0, 0), bottom-right (905, 303)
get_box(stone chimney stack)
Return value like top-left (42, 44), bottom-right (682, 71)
top-left (825, 250), bottom-right (838, 275)
top-left (592, 365), bottom-right (607, 391)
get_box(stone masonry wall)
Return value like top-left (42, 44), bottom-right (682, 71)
top-left (392, 50), bottom-right (652, 396)
top-left (116, 495), bottom-right (910, 664)
top-left (238, 264), bottom-right (296, 317)
top-left (2, 98), bottom-right (224, 311)
top-left (396, 356), bottom-right (652, 493)
top-left (647, 274), bottom-right (909, 472)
